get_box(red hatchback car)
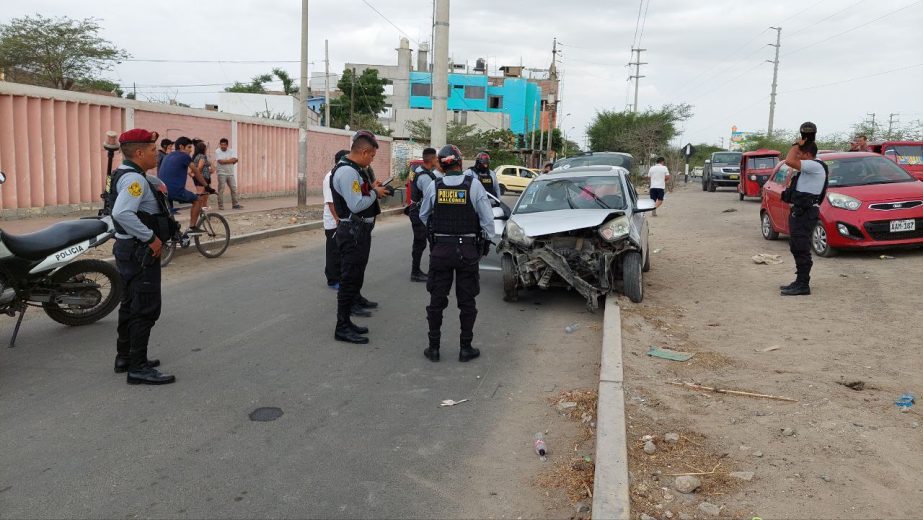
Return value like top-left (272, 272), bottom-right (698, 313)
top-left (761, 152), bottom-right (923, 256)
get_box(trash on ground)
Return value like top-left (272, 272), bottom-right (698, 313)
top-left (669, 381), bottom-right (797, 402)
top-left (653, 248), bottom-right (662, 254)
top-left (564, 322), bottom-right (579, 333)
top-left (755, 345), bottom-right (781, 352)
top-left (440, 399), bottom-right (469, 407)
top-left (647, 346), bottom-right (695, 362)
top-left (722, 208), bottom-right (738, 213)
top-left (880, 255), bottom-right (895, 260)
top-left (556, 401), bottom-right (578, 412)
top-left (837, 380), bottom-right (866, 391)
top-left (896, 393), bottom-right (915, 409)
top-left (752, 253), bottom-right (783, 265)
top-left (533, 432), bottom-right (548, 457)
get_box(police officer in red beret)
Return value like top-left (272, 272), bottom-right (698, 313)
top-left (107, 128), bottom-right (178, 384)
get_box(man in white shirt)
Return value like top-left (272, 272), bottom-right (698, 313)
top-left (323, 150), bottom-right (350, 289)
top-left (214, 138), bottom-right (243, 210)
top-left (646, 157), bottom-right (670, 216)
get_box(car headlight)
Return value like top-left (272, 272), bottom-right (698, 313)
top-left (750, 175), bottom-right (757, 181)
top-left (505, 219), bottom-right (534, 246)
top-left (827, 193), bottom-right (861, 211)
top-left (599, 215), bottom-right (630, 242)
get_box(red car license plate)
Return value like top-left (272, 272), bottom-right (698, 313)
top-left (890, 219), bottom-right (915, 232)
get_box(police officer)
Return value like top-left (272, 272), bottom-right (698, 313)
top-left (330, 130), bottom-right (389, 344)
top-left (407, 147), bottom-right (441, 282)
top-left (465, 151), bottom-right (500, 198)
top-left (780, 138), bottom-right (827, 296)
top-left (419, 144), bottom-right (495, 362)
top-left (109, 129), bottom-right (178, 384)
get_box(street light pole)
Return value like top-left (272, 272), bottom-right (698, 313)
top-left (297, 0), bottom-right (309, 208)
top-left (431, 0), bottom-right (450, 148)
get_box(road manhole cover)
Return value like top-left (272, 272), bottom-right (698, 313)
top-left (249, 407), bottom-right (283, 422)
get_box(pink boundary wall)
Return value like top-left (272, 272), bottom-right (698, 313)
top-left (0, 82), bottom-right (391, 215)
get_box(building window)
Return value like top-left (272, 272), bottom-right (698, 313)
top-left (488, 96), bottom-right (502, 109)
top-left (465, 85), bottom-right (485, 99)
top-left (411, 83), bottom-right (431, 97)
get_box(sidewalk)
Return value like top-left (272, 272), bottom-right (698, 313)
top-left (0, 195), bottom-right (323, 235)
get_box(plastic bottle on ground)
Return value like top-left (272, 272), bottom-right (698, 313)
top-left (533, 432), bottom-right (547, 457)
top-left (564, 323), bottom-right (579, 333)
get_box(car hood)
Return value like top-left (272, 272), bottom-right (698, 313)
top-left (510, 209), bottom-right (623, 237)
top-left (832, 180), bottom-right (923, 201)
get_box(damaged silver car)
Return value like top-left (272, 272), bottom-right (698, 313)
top-left (496, 166), bottom-right (655, 309)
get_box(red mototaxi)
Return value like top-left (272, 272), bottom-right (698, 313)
top-left (738, 149), bottom-right (781, 199)
top-left (868, 140), bottom-right (923, 181)
top-left (760, 152), bottom-right (923, 256)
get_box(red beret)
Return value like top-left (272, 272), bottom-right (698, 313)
top-left (119, 128), bottom-right (159, 144)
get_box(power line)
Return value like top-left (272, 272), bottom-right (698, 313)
top-left (777, 62), bottom-right (923, 94)
top-left (360, 0), bottom-right (419, 44)
top-left (775, 0), bottom-right (830, 25)
top-left (784, 0), bottom-right (864, 33)
top-left (785, 0), bottom-right (922, 56)
top-left (630, 0), bottom-right (645, 49)
top-left (637, 0), bottom-right (652, 47)
top-left (121, 58), bottom-right (300, 63)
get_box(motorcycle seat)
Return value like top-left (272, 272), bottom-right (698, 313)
top-left (1, 220), bottom-right (108, 261)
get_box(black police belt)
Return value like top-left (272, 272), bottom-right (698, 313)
top-left (342, 214), bottom-right (376, 226)
top-left (432, 233), bottom-right (479, 245)
top-left (790, 190), bottom-right (822, 209)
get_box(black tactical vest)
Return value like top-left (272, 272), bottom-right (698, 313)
top-left (105, 165), bottom-right (176, 241)
top-left (430, 176), bottom-right (481, 235)
top-left (330, 159), bottom-right (381, 220)
top-left (411, 166), bottom-right (436, 203)
top-left (475, 170), bottom-right (494, 192)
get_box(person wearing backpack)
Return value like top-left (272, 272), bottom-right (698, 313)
top-left (780, 139), bottom-right (828, 296)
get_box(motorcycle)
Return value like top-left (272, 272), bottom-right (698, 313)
top-left (0, 171), bottom-right (123, 347)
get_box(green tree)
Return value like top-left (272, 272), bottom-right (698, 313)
top-left (0, 14), bottom-right (129, 91)
top-left (586, 104), bottom-right (692, 173)
top-left (225, 73), bottom-right (274, 94)
top-left (329, 68), bottom-right (387, 129)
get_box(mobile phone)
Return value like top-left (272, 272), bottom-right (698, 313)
top-left (382, 176), bottom-right (396, 186)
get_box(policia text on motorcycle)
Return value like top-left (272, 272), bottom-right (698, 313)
top-left (407, 147), bottom-right (441, 282)
top-left (329, 131), bottom-right (389, 344)
top-left (780, 137), bottom-right (827, 296)
top-left (419, 144), bottom-right (496, 362)
top-left (108, 128), bottom-right (179, 385)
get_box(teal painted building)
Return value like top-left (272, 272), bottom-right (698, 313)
top-left (408, 72), bottom-right (541, 135)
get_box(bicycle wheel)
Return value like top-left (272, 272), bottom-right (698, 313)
top-left (160, 237), bottom-right (178, 267)
top-left (195, 212), bottom-right (230, 258)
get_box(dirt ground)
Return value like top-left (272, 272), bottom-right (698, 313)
top-left (620, 181), bottom-right (923, 519)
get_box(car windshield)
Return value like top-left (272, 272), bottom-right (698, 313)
top-left (826, 156), bottom-right (915, 187)
top-left (554, 154), bottom-right (632, 170)
top-left (515, 176), bottom-right (626, 214)
top-left (746, 156), bottom-right (779, 169)
top-left (883, 145), bottom-right (923, 166)
top-left (712, 153), bottom-right (741, 164)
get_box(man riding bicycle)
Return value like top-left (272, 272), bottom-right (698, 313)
top-left (158, 136), bottom-right (214, 235)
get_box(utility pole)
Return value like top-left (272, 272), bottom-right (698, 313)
top-left (431, 0), bottom-right (450, 148)
top-left (530, 98), bottom-right (538, 166)
top-left (629, 47), bottom-right (646, 113)
top-left (297, 0), bottom-right (309, 208)
top-left (867, 112), bottom-right (877, 139)
top-left (324, 39), bottom-right (331, 127)
top-left (767, 26), bottom-right (781, 137)
top-left (887, 113), bottom-right (899, 139)
top-left (349, 67), bottom-right (356, 128)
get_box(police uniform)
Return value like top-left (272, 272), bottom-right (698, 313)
top-left (419, 154), bottom-right (495, 362)
top-left (782, 157), bottom-right (828, 295)
top-left (108, 138), bottom-right (178, 384)
top-left (330, 157), bottom-right (381, 343)
top-left (408, 164), bottom-right (442, 281)
top-left (464, 166), bottom-right (500, 198)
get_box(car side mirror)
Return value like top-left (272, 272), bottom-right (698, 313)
top-left (705, 160), bottom-right (711, 164)
top-left (635, 198), bottom-right (656, 212)
top-left (492, 206), bottom-right (508, 220)
top-left (0, 171), bottom-right (5, 184)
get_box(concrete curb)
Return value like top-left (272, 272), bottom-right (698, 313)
top-left (592, 297), bottom-right (631, 519)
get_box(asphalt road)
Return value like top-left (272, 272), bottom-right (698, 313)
top-left (0, 211), bottom-right (602, 519)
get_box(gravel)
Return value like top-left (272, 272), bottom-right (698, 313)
top-left (673, 475), bottom-right (701, 494)
top-left (698, 501), bottom-right (721, 516)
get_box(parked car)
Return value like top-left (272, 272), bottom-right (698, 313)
top-left (868, 140), bottom-right (923, 181)
top-left (497, 165), bottom-right (654, 308)
top-left (738, 149), bottom-right (781, 200)
top-left (760, 152), bottom-right (923, 256)
top-left (495, 165), bottom-right (539, 194)
top-left (553, 152), bottom-right (634, 172)
top-left (702, 151), bottom-right (742, 192)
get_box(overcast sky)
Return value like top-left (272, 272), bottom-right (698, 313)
top-left (6, 0), bottom-right (923, 147)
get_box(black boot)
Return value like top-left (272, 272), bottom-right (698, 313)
top-left (459, 334), bottom-right (480, 362)
top-left (423, 331), bottom-right (440, 362)
top-left (126, 349), bottom-right (174, 385)
top-left (781, 282), bottom-right (811, 296)
top-left (356, 296), bottom-right (378, 309)
top-left (350, 304), bottom-right (372, 317)
top-left (411, 271), bottom-right (428, 283)
top-left (114, 355), bottom-right (160, 373)
top-left (348, 320), bottom-right (369, 334)
top-left (779, 280), bottom-right (798, 290)
top-left (335, 317), bottom-right (369, 344)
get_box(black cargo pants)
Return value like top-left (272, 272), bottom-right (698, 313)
top-left (408, 207), bottom-right (428, 273)
top-left (426, 241), bottom-right (481, 339)
top-left (114, 238), bottom-right (162, 370)
top-left (335, 221), bottom-right (372, 324)
top-left (788, 205), bottom-right (819, 285)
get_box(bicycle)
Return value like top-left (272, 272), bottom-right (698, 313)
top-left (161, 198), bottom-right (231, 267)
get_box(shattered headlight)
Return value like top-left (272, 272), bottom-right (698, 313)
top-left (598, 215), bottom-right (630, 242)
top-left (505, 219), bottom-right (534, 247)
